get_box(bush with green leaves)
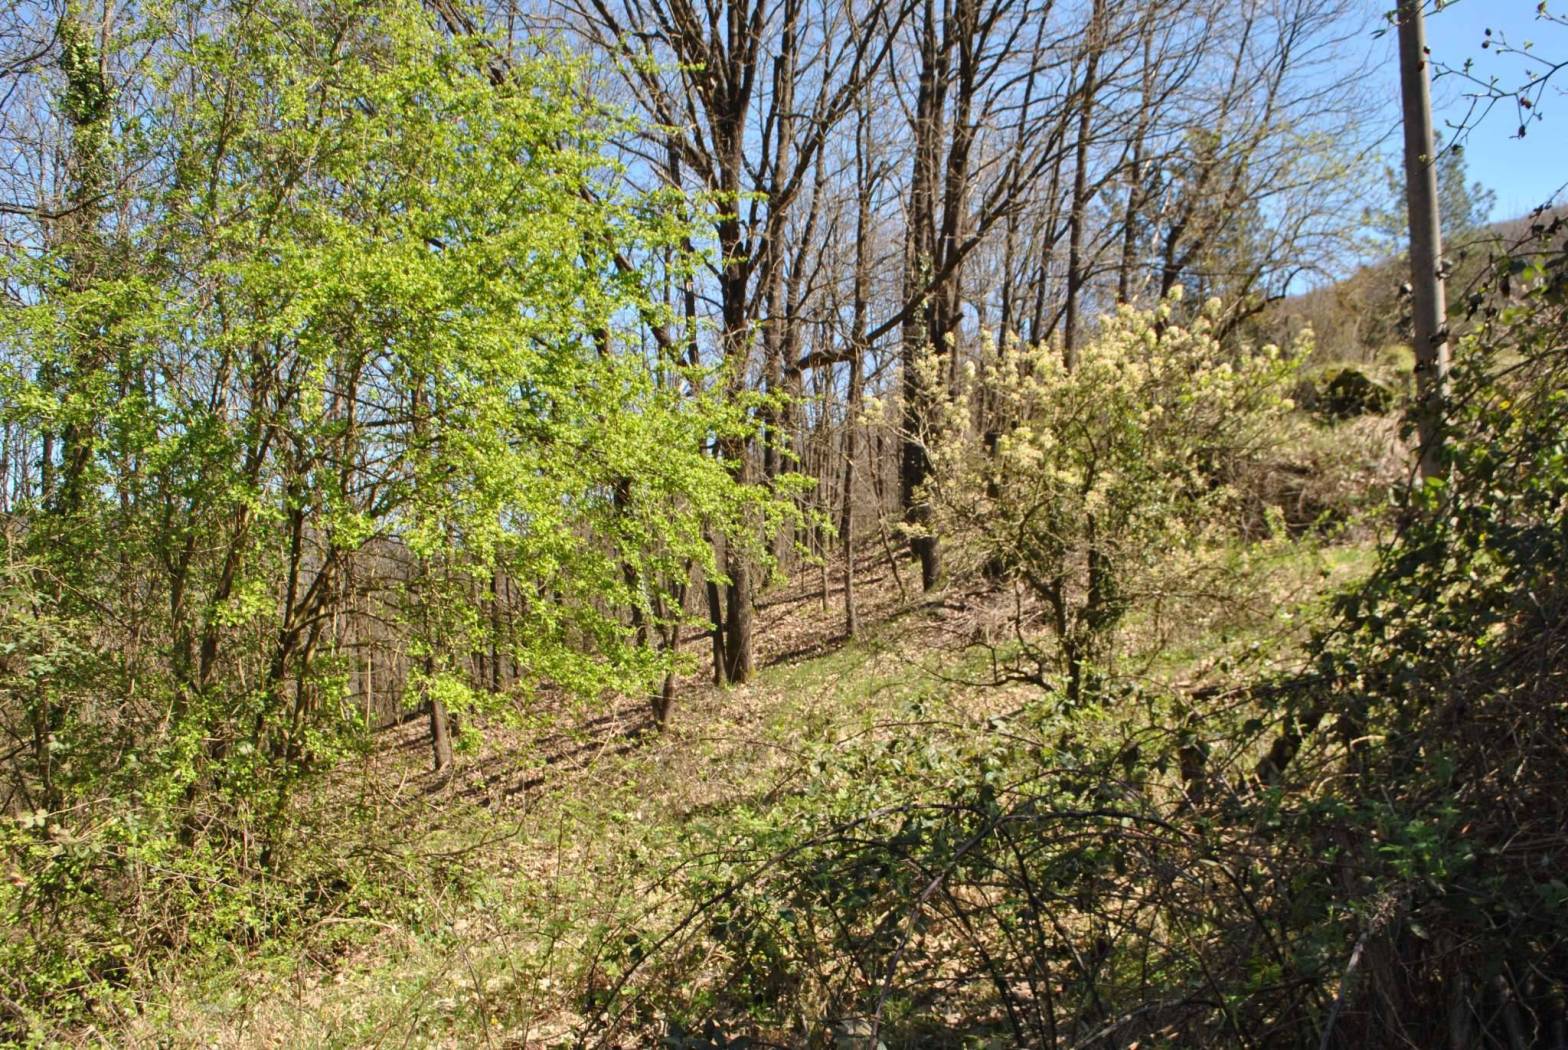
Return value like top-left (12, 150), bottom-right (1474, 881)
top-left (1256, 221), bottom-right (1568, 1047)
top-left (916, 292), bottom-right (1307, 701)
top-left (584, 682), bottom-right (1346, 1048)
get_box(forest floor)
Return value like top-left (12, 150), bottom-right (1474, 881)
top-left (104, 537), bottom-right (1378, 1049)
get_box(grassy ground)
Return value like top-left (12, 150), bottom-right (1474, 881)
top-left (94, 532), bottom-right (1377, 1049)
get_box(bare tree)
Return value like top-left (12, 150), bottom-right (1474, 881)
top-left (552, 0), bottom-right (905, 680)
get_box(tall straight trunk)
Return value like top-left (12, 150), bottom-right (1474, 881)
top-left (900, 0), bottom-right (952, 593)
top-left (704, 527), bottom-right (727, 686)
top-left (1000, 217), bottom-right (1018, 339)
top-left (33, 3), bottom-right (113, 807)
top-left (52, 7), bottom-right (110, 519)
top-left (707, 70), bottom-right (755, 684)
top-left (1117, 20), bottom-right (1155, 304)
top-left (410, 363), bottom-right (451, 771)
top-left (812, 364), bottom-right (832, 611)
top-left (842, 352), bottom-right (861, 637)
top-left (1000, 6), bottom-right (1044, 337)
top-left (761, 266), bottom-right (786, 487)
top-left (612, 475), bottom-right (650, 651)
top-left (1396, 0), bottom-right (1448, 482)
top-left (1028, 153), bottom-right (1069, 345)
top-left (842, 90), bottom-right (875, 635)
top-left (718, 353), bottom-right (753, 688)
top-left (489, 570), bottom-right (502, 692)
top-left (723, 545), bottom-right (754, 683)
top-left (1062, 0), bottom-right (1106, 366)
top-left (872, 429), bottom-right (909, 601)
top-left (759, 8), bottom-right (797, 494)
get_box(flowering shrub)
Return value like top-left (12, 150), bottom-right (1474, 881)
top-left (920, 291), bottom-right (1307, 700)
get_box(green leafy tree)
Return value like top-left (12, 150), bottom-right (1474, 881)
top-left (0, 0), bottom-right (768, 1016)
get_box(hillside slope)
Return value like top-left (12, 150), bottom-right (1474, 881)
top-left (97, 534), bottom-right (1375, 1049)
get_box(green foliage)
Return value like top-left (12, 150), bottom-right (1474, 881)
top-left (0, 0), bottom-right (768, 1029)
top-left (1226, 411), bottom-right (1403, 541)
top-left (593, 679), bottom-right (1338, 1047)
top-left (1256, 219), bottom-right (1568, 1045)
top-left (4, 4), bottom-right (1561, 1045)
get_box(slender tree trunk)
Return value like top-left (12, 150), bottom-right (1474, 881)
top-left (409, 360), bottom-right (452, 771)
top-left (842, 96), bottom-right (875, 637)
top-left (871, 430), bottom-right (909, 602)
top-left (1062, 0), bottom-right (1106, 367)
top-left (900, 0), bottom-right (960, 593)
top-left (1028, 155), bottom-right (1068, 345)
top-left (489, 570), bottom-right (501, 693)
top-left (1117, 20), bottom-right (1155, 304)
top-left (704, 533), bottom-right (727, 686)
top-left (33, 2), bottom-right (113, 808)
top-left (842, 354), bottom-right (862, 637)
top-left (652, 579), bottom-right (686, 727)
top-left (718, 359), bottom-right (753, 685)
top-left (709, 81), bottom-right (755, 684)
top-left (1396, 0), bottom-right (1449, 482)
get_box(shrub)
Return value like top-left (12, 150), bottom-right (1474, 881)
top-left (1231, 413), bottom-right (1405, 538)
top-left (917, 291), bottom-right (1306, 702)
top-left (1318, 367), bottom-right (1395, 419)
top-left (1269, 230), bottom-right (1568, 1046)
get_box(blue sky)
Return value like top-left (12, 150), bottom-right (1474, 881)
top-left (1408, 1), bottom-right (1568, 219)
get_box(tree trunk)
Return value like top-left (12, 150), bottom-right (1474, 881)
top-left (723, 545), bottom-right (754, 684)
top-left (900, 0), bottom-right (944, 593)
top-left (1117, 18), bottom-right (1155, 304)
top-left (1396, 0), bottom-right (1449, 482)
top-left (429, 694), bottom-right (454, 773)
top-left (842, 355), bottom-right (861, 638)
top-left (704, 542), bottom-right (726, 687)
top-left (425, 639), bottom-right (453, 773)
top-left (1062, 0), bottom-right (1106, 367)
top-left (651, 578), bottom-right (686, 726)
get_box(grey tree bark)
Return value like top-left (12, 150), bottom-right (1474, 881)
top-left (1396, 0), bottom-right (1449, 483)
